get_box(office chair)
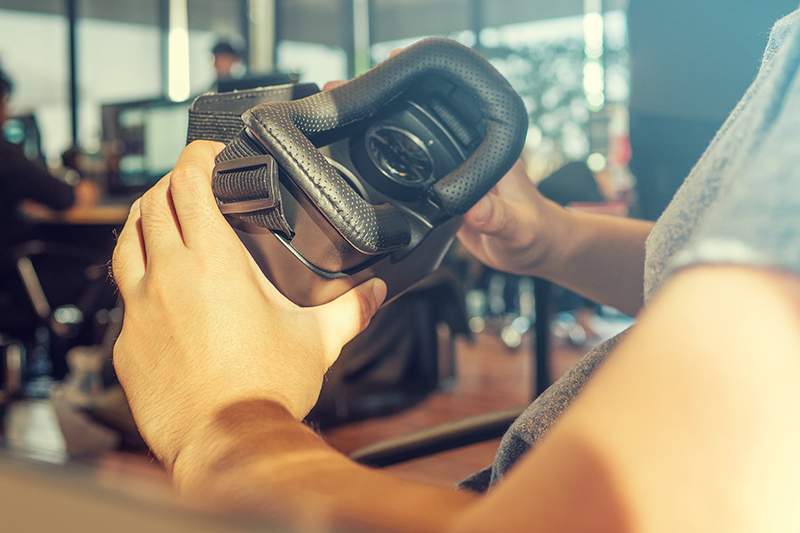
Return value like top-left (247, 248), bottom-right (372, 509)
top-left (0, 239), bottom-right (113, 383)
top-left (347, 277), bottom-right (552, 468)
top-left (348, 404), bottom-right (526, 467)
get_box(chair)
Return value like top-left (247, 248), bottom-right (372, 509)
top-left (348, 405), bottom-right (526, 467)
top-left (346, 278), bottom-right (553, 468)
top-left (0, 240), bottom-right (113, 383)
top-left (307, 267), bottom-right (471, 429)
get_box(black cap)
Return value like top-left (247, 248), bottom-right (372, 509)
top-left (212, 41), bottom-right (240, 57)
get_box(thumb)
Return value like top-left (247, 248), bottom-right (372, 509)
top-left (315, 278), bottom-right (387, 363)
top-left (461, 193), bottom-right (516, 240)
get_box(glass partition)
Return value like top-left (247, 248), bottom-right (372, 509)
top-left (77, 8), bottom-right (162, 151)
top-left (0, 6), bottom-right (70, 163)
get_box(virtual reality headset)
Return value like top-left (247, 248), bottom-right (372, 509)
top-left (188, 38), bottom-right (528, 307)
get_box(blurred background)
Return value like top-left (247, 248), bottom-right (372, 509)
top-left (1, 1), bottom-right (798, 527)
top-left (0, 0), bottom-right (631, 194)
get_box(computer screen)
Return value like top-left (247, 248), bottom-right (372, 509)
top-left (103, 98), bottom-right (191, 195)
top-left (216, 71), bottom-right (299, 93)
top-left (3, 113), bottom-right (45, 166)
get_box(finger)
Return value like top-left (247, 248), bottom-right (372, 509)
top-left (462, 163), bottom-right (525, 234)
top-left (138, 174), bottom-right (184, 257)
top-left (322, 81), bottom-right (346, 91)
top-left (494, 159), bottom-right (540, 202)
top-left (112, 198), bottom-right (146, 295)
top-left (457, 192), bottom-right (532, 263)
top-left (460, 193), bottom-right (514, 237)
top-left (313, 278), bottom-right (387, 365)
top-left (167, 141), bottom-right (228, 246)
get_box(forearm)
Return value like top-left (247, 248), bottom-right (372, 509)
top-left (530, 204), bottom-right (653, 316)
top-left (455, 265), bottom-right (800, 531)
top-left (172, 400), bottom-right (478, 532)
top-left (0, 146), bottom-right (75, 210)
top-left (556, 266), bottom-right (800, 530)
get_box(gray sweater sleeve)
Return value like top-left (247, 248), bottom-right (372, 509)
top-left (668, 11), bottom-right (800, 277)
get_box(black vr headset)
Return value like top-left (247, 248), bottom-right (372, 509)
top-left (187, 38), bottom-right (528, 307)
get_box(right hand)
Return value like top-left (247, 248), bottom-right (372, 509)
top-left (112, 141), bottom-right (385, 470)
top-left (457, 159), bottom-right (562, 276)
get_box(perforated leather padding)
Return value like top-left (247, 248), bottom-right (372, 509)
top-left (241, 38), bottom-right (527, 254)
top-left (187, 84), bottom-right (319, 144)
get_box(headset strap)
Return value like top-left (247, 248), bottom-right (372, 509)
top-left (186, 83), bottom-right (320, 238)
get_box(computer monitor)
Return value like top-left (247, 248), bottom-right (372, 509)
top-left (102, 98), bottom-right (192, 195)
top-left (216, 71), bottom-right (299, 93)
top-left (3, 113), bottom-right (46, 167)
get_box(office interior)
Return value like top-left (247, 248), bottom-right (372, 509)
top-left (1, 0), bottom-right (796, 529)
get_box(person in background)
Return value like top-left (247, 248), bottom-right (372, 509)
top-left (0, 65), bottom-right (76, 246)
top-left (211, 40), bottom-right (245, 82)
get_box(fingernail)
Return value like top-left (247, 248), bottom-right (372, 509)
top-left (372, 279), bottom-right (387, 307)
top-left (471, 196), bottom-right (491, 224)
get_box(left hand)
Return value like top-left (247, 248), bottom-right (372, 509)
top-left (112, 140), bottom-right (385, 469)
top-left (457, 159), bottom-right (561, 277)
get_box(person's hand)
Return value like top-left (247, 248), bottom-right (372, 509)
top-left (457, 159), bottom-right (562, 276)
top-left (322, 81), bottom-right (346, 91)
top-left (112, 141), bottom-right (386, 468)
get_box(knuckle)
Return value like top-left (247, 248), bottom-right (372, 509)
top-left (169, 163), bottom-right (204, 189)
top-left (485, 201), bottom-right (507, 233)
top-left (138, 184), bottom-right (163, 213)
top-left (112, 331), bottom-right (131, 377)
top-left (170, 146), bottom-right (215, 193)
top-left (110, 244), bottom-right (138, 293)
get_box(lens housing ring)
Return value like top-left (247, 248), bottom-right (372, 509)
top-left (365, 123), bottom-right (434, 187)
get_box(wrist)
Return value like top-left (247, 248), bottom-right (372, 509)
top-left (512, 198), bottom-right (575, 278)
top-left (171, 399), bottom-right (318, 494)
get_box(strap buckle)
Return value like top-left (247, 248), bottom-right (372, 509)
top-left (214, 154), bottom-right (281, 215)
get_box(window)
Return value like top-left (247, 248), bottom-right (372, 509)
top-left (480, 10), bottom-right (630, 180)
top-left (277, 41), bottom-right (346, 86)
top-left (0, 6), bottom-right (70, 163)
top-left (77, 9), bottom-right (162, 151)
top-left (276, 0), bottom-right (350, 82)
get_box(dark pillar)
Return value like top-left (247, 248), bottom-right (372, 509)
top-left (66, 0), bottom-right (78, 145)
top-left (533, 278), bottom-right (552, 399)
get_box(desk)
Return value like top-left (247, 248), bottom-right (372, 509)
top-left (23, 203), bottom-right (131, 226)
top-left (21, 202), bottom-right (130, 261)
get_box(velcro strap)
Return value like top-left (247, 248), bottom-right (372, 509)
top-left (188, 84), bottom-right (321, 239)
top-left (213, 130), bottom-right (294, 239)
top-left (188, 109), bottom-right (248, 145)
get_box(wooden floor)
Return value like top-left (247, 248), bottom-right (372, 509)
top-left (323, 330), bottom-right (587, 488)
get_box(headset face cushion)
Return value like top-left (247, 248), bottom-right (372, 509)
top-left (207, 38), bottom-right (528, 305)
